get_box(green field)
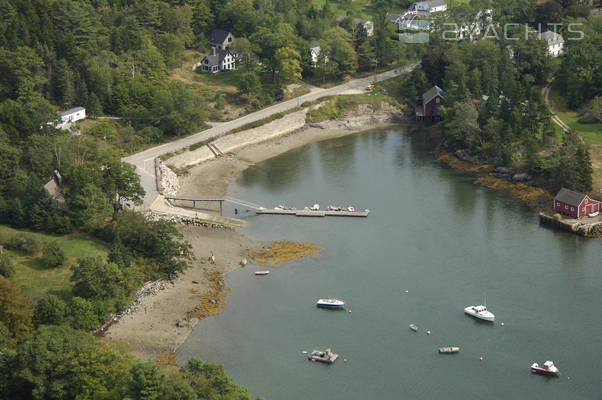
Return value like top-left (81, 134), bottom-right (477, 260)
top-left (313, 0), bottom-right (372, 17)
top-left (548, 86), bottom-right (602, 145)
top-left (0, 226), bottom-right (109, 301)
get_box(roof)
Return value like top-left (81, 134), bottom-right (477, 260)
top-left (423, 86), bottom-right (444, 105)
top-left (60, 107), bottom-right (85, 116)
top-left (540, 30), bottom-right (563, 43)
top-left (387, 13), bottom-right (402, 22)
top-left (309, 40), bottom-right (320, 49)
top-left (554, 188), bottom-right (586, 206)
top-left (209, 29), bottom-right (232, 44)
top-left (426, 0), bottom-right (447, 7)
top-left (202, 49), bottom-right (233, 66)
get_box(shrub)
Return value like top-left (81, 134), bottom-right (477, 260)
top-left (34, 294), bottom-right (67, 326)
top-left (0, 253), bottom-right (15, 278)
top-left (69, 297), bottom-right (99, 331)
top-left (5, 233), bottom-right (43, 256)
top-left (41, 241), bottom-right (66, 268)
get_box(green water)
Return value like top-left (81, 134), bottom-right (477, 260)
top-left (178, 128), bottom-right (602, 399)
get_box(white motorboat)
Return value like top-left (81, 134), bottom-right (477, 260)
top-left (310, 204), bottom-right (320, 211)
top-left (347, 206), bottom-right (355, 212)
top-left (316, 298), bottom-right (345, 309)
top-left (531, 361), bottom-right (559, 376)
top-left (464, 305), bottom-right (495, 322)
top-left (588, 211), bottom-right (599, 217)
top-left (439, 347), bottom-right (460, 353)
top-left (254, 270), bottom-right (270, 276)
top-left (409, 324), bottom-right (418, 332)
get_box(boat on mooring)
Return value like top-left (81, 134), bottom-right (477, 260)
top-left (409, 324), bottom-right (418, 332)
top-left (254, 270), bottom-right (270, 276)
top-left (308, 348), bottom-right (338, 364)
top-left (439, 347), bottom-right (460, 354)
top-left (464, 305), bottom-right (495, 322)
top-left (531, 361), bottom-right (560, 376)
top-left (316, 298), bottom-right (345, 309)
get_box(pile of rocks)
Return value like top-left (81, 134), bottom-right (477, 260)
top-left (117, 279), bottom-right (172, 318)
top-left (145, 211), bottom-right (227, 229)
top-left (160, 164), bottom-right (180, 196)
top-left (492, 166), bottom-right (532, 183)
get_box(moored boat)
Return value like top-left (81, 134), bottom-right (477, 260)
top-left (531, 361), bottom-right (559, 376)
top-left (254, 270), bottom-right (270, 276)
top-left (464, 305), bottom-right (495, 322)
top-left (439, 347), bottom-right (460, 353)
top-left (308, 348), bottom-right (338, 364)
top-left (316, 298), bottom-right (345, 309)
top-left (589, 211), bottom-right (599, 217)
top-left (409, 324), bottom-right (418, 332)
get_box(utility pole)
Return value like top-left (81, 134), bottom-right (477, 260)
top-left (373, 59), bottom-right (379, 84)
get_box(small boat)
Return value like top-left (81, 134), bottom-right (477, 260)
top-left (588, 211), bottom-right (599, 217)
top-left (347, 206), bottom-right (355, 212)
top-left (531, 361), bottom-right (559, 376)
top-left (409, 324), bottom-right (418, 332)
top-left (316, 298), bottom-right (345, 309)
top-left (254, 270), bottom-right (270, 276)
top-left (310, 203), bottom-right (320, 211)
top-left (439, 347), bottom-right (460, 354)
top-left (464, 305), bottom-right (495, 322)
top-left (308, 348), bottom-right (338, 364)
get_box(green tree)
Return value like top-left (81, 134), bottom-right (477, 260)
top-left (0, 276), bottom-right (33, 345)
top-left (41, 241), bottom-right (66, 268)
top-left (274, 47), bottom-right (302, 87)
top-left (0, 253), bottom-right (15, 278)
top-left (71, 257), bottom-right (125, 300)
top-left (33, 294), bottom-right (67, 326)
top-left (126, 362), bottom-right (167, 400)
top-left (69, 297), bottom-right (99, 331)
top-left (323, 27), bottom-right (357, 77)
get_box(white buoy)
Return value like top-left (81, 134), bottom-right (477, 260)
top-left (344, 358), bottom-right (348, 362)
top-left (501, 322), bottom-right (504, 326)
top-left (302, 351), bottom-right (308, 354)
top-left (404, 290), bottom-right (409, 293)
top-left (426, 330), bottom-right (431, 335)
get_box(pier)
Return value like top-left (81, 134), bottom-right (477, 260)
top-left (256, 209), bottom-right (369, 217)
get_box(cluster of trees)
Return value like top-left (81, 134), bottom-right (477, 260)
top-left (0, 325), bottom-right (260, 400)
top-left (403, 2), bottom-right (597, 193)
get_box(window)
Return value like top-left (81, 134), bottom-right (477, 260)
top-left (565, 205), bottom-right (568, 210)
top-left (585, 199), bottom-right (588, 204)
top-left (435, 98), bottom-right (440, 104)
top-left (571, 207), bottom-right (574, 211)
top-left (556, 201), bottom-right (560, 206)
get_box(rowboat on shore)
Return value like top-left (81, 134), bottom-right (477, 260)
top-left (254, 270), bottom-right (270, 276)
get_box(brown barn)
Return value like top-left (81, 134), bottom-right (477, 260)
top-left (416, 86), bottom-right (445, 121)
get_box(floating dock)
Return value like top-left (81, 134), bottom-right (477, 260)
top-left (256, 209), bottom-right (369, 218)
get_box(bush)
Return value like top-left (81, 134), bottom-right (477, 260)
top-left (5, 233), bottom-right (43, 256)
top-left (0, 253), bottom-right (15, 278)
top-left (69, 297), bottom-right (99, 331)
top-left (41, 241), bottom-right (66, 268)
top-left (34, 294), bottom-right (67, 326)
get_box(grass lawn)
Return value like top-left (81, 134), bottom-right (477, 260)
top-left (0, 226), bottom-right (109, 301)
top-left (548, 86), bottom-right (602, 145)
top-left (313, 0), bottom-right (372, 17)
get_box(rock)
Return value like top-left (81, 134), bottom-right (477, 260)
top-left (176, 320), bottom-right (185, 327)
top-left (209, 299), bottom-right (217, 304)
top-left (512, 173), bottom-right (531, 182)
top-left (240, 258), bottom-right (248, 266)
top-left (454, 150), bottom-right (471, 162)
top-left (494, 166), bottom-right (513, 175)
top-left (192, 280), bottom-right (199, 284)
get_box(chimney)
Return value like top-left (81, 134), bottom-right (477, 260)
top-left (212, 47), bottom-right (216, 56)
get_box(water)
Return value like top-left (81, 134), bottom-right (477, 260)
top-left (178, 127), bottom-right (602, 400)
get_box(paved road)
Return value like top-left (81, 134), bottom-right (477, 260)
top-left (123, 63), bottom-right (419, 208)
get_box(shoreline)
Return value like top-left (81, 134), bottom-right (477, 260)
top-left (105, 108), bottom-right (404, 361)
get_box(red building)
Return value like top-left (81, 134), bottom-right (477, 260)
top-left (554, 188), bottom-right (600, 218)
top-left (416, 86), bottom-right (445, 121)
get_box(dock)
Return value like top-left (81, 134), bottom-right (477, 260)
top-left (256, 209), bottom-right (369, 218)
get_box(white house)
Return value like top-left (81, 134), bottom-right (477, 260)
top-left (57, 107), bottom-right (85, 128)
top-left (200, 47), bottom-right (236, 73)
top-left (410, 0), bottom-right (447, 14)
top-left (309, 40), bottom-right (322, 65)
top-left (336, 16), bottom-right (374, 36)
top-left (540, 30), bottom-right (564, 57)
top-left (209, 29), bottom-right (235, 50)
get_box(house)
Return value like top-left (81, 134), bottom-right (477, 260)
top-left (336, 16), bottom-right (374, 36)
top-left (416, 86), bottom-right (445, 120)
top-left (540, 30), bottom-right (564, 57)
top-left (388, 13), bottom-right (404, 25)
top-left (554, 188), bottom-right (600, 218)
top-left (209, 29), bottom-right (235, 50)
top-left (57, 107), bottom-right (85, 128)
top-left (309, 40), bottom-right (322, 65)
top-left (410, 0), bottom-right (448, 14)
top-left (200, 47), bottom-right (236, 73)
top-left (44, 170), bottom-right (67, 211)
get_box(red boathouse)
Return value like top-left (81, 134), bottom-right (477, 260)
top-left (553, 188), bottom-right (600, 218)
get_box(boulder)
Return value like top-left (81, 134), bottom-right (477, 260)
top-left (512, 173), bottom-right (531, 182)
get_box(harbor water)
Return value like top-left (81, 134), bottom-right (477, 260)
top-left (177, 127), bottom-right (602, 399)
